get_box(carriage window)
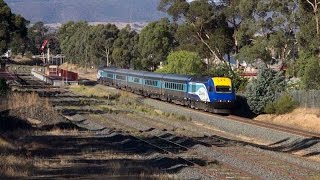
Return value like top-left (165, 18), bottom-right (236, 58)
top-left (107, 74), bottom-right (113, 78)
top-left (216, 86), bottom-right (231, 92)
top-left (133, 77), bottom-right (140, 83)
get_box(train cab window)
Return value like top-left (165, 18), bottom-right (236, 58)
top-left (192, 85), bottom-right (196, 92)
top-left (216, 86), bottom-right (231, 92)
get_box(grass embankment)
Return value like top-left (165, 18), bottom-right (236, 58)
top-left (69, 85), bottom-right (119, 98)
top-left (255, 108), bottom-right (320, 134)
top-left (70, 85), bottom-right (191, 122)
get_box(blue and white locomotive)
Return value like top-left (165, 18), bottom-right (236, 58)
top-left (97, 67), bottom-right (236, 114)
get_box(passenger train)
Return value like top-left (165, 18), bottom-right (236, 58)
top-left (97, 67), bottom-right (236, 114)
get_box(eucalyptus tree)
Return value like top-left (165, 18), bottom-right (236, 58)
top-left (236, 0), bottom-right (298, 66)
top-left (0, 0), bottom-right (29, 55)
top-left (58, 21), bottom-right (89, 65)
top-left (158, 0), bottom-right (234, 64)
top-left (111, 25), bottom-right (139, 68)
top-left (91, 24), bottom-right (119, 67)
top-left (137, 18), bottom-right (175, 70)
top-left (297, 0), bottom-right (320, 54)
top-left (27, 22), bottom-right (48, 54)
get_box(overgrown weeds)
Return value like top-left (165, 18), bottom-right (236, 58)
top-left (69, 85), bottom-right (120, 99)
top-left (264, 93), bottom-right (298, 115)
top-left (7, 92), bottom-right (52, 111)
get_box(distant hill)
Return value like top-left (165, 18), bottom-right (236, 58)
top-left (4, 0), bottom-right (166, 23)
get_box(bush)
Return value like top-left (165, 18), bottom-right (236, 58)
top-left (302, 57), bottom-right (320, 90)
top-left (264, 94), bottom-right (297, 115)
top-left (246, 66), bottom-right (286, 114)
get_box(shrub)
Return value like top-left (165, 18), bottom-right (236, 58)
top-left (264, 94), bottom-right (298, 115)
top-left (246, 66), bottom-right (286, 114)
top-left (302, 57), bottom-right (320, 90)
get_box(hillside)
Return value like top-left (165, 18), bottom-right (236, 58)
top-left (4, 0), bottom-right (166, 23)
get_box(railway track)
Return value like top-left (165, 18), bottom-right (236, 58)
top-left (227, 114), bottom-right (320, 138)
top-left (93, 113), bottom-right (256, 179)
top-left (12, 73), bottom-right (320, 142)
top-left (9, 73), bottom-right (320, 179)
top-left (143, 96), bottom-right (320, 139)
top-left (12, 73), bottom-right (320, 139)
top-left (89, 111), bottom-right (320, 179)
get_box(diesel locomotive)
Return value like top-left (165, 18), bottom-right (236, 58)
top-left (97, 67), bottom-right (236, 114)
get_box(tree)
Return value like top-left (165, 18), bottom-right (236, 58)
top-left (297, 0), bottom-right (320, 55)
top-left (137, 18), bottom-right (175, 70)
top-left (156, 50), bottom-right (206, 75)
top-left (304, 0), bottom-right (320, 35)
top-left (236, 0), bottom-right (298, 66)
top-left (27, 22), bottom-right (48, 54)
top-left (158, 0), bottom-right (234, 64)
top-left (302, 56), bottom-right (320, 90)
top-left (111, 25), bottom-right (139, 68)
top-left (246, 67), bottom-right (286, 114)
top-left (91, 24), bottom-right (119, 67)
top-left (0, 0), bottom-right (29, 55)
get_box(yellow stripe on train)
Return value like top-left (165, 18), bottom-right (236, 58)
top-left (212, 77), bottom-right (232, 87)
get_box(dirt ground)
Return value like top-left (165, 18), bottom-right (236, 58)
top-left (255, 108), bottom-right (320, 134)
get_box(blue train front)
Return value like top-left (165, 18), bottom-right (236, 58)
top-left (187, 77), bottom-right (236, 113)
top-left (97, 67), bottom-right (236, 114)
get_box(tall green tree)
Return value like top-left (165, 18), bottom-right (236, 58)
top-left (158, 0), bottom-right (234, 64)
top-left (111, 25), bottom-right (139, 68)
top-left (236, 0), bottom-right (297, 66)
top-left (0, 0), bottom-right (29, 55)
top-left (297, 0), bottom-right (320, 55)
top-left (137, 18), bottom-right (175, 70)
top-left (156, 50), bottom-right (206, 75)
top-left (91, 24), bottom-right (119, 67)
top-left (27, 22), bottom-right (48, 54)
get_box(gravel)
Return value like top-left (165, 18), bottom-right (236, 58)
top-left (142, 98), bottom-right (320, 158)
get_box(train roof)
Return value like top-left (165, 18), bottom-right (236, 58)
top-left (99, 67), bottom-right (195, 81)
top-left (143, 71), bottom-right (165, 79)
top-left (190, 76), bottom-right (212, 82)
top-left (163, 74), bottom-right (192, 81)
top-left (101, 67), bottom-right (119, 73)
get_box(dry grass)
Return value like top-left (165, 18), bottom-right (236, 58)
top-left (0, 154), bottom-right (34, 178)
top-left (255, 108), bottom-right (320, 133)
top-left (6, 92), bottom-right (52, 111)
top-left (69, 85), bottom-right (120, 98)
top-left (0, 137), bottom-right (14, 149)
top-left (45, 128), bottom-right (80, 136)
